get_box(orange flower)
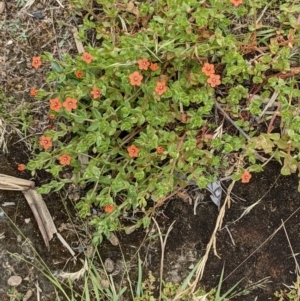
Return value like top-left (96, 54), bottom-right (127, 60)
top-left (155, 81), bottom-right (167, 95)
top-left (17, 164), bottom-right (26, 171)
top-left (129, 71), bottom-right (143, 86)
top-left (32, 56), bottom-right (42, 69)
top-left (150, 63), bottom-right (159, 71)
top-left (58, 154), bottom-right (72, 165)
top-left (75, 71), bottom-right (83, 78)
top-left (201, 63), bottom-right (215, 76)
top-left (30, 88), bottom-right (38, 97)
top-left (50, 98), bottom-right (62, 112)
top-left (104, 204), bottom-right (114, 213)
top-left (39, 135), bottom-right (52, 150)
top-left (49, 114), bottom-right (55, 120)
top-left (241, 171), bottom-right (252, 183)
top-left (156, 146), bottom-right (164, 154)
top-left (138, 58), bottom-right (150, 70)
top-left (207, 74), bottom-right (221, 87)
top-left (63, 97), bottom-right (77, 111)
top-left (90, 87), bottom-right (102, 99)
top-left (230, 0), bottom-right (243, 6)
top-left (82, 52), bottom-right (94, 64)
top-left (127, 144), bottom-right (139, 158)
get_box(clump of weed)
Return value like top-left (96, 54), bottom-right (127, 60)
top-left (26, 0), bottom-right (300, 244)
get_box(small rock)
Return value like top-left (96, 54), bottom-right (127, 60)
top-left (23, 289), bottom-right (33, 301)
top-left (84, 245), bottom-right (94, 258)
top-left (100, 279), bottom-right (110, 288)
top-left (104, 258), bottom-right (115, 273)
top-left (7, 275), bottom-right (22, 287)
top-left (32, 11), bottom-right (44, 19)
top-left (125, 225), bottom-right (137, 234)
top-left (108, 233), bottom-right (119, 246)
top-left (188, 263), bottom-right (195, 269)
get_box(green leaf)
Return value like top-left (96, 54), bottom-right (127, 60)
top-left (153, 15), bottom-right (165, 23)
top-left (51, 61), bottom-right (63, 73)
top-left (87, 121), bottom-right (100, 131)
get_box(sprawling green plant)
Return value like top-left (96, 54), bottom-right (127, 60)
top-left (27, 0), bottom-right (300, 242)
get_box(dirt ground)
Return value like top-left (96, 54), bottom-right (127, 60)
top-left (1, 1), bottom-right (300, 301)
top-left (1, 136), bottom-right (300, 301)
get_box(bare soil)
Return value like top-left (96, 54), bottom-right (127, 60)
top-left (1, 1), bottom-right (300, 301)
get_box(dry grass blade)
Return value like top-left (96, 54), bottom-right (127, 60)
top-left (259, 91), bottom-right (279, 119)
top-left (72, 27), bottom-right (85, 54)
top-left (281, 220), bottom-right (300, 275)
top-left (23, 189), bottom-right (56, 246)
top-left (190, 181), bottom-right (235, 293)
top-left (0, 174), bottom-right (35, 191)
top-left (59, 259), bottom-right (88, 281)
top-left (0, 118), bottom-right (8, 153)
top-left (152, 217), bottom-right (176, 301)
top-left (0, 174), bottom-right (74, 255)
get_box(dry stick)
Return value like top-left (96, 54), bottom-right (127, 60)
top-left (187, 181), bottom-right (236, 294)
top-left (259, 91), bottom-right (279, 119)
top-left (223, 205), bottom-right (300, 282)
top-left (267, 103), bottom-right (281, 134)
top-left (152, 218), bottom-right (176, 301)
top-left (281, 220), bottom-right (300, 275)
top-left (214, 102), bottom-right (267, 163)
top-left (214, 102), bottom-right (250, 140)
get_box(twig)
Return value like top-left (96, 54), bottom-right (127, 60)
top-left (282, 220), bottom-right (300, 275)
top-left (215, 102), bottom-right (250, 140)
top-left (215, 101), bottom-right (267, 162)
top-left (259, 91), bottom-right (279, 119)
top-left (224, 225), bottom-right (235, 246)
top-left (152, 217), bottom-right (176, 301)
top-left (54, 0), bottom-right (64, 8)
top-left (267, 103), bottom-right (281, 134)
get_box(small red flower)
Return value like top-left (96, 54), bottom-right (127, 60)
top-left (30, 88), bottom-right (38, 97)
top-left (32, 56), bottom-right (42, 69)
top-left (17, 164), bottom-right (26, 171)
top-left (155, 81), bottom-right (167, 95)
top-left (129, 71), bottom-right (143, 86)
top-left (49, 114), bottom-right (55, 120)
top-left (50, 98), bottom-right (62, 112)
top-left (58, 154), bottom-right (72, 165)
top-left (156, 146), bottom-right (164, 154)
top-left (138, 58), bottom-right (150, 70)
top-left (63, 97), bottom-right (77, 111)
top-left (201, 63), bottom-right (215, 76)
top-left (39, 135), bottom-right (52, 150)
top-left (82, 52), bottom-right (94, 64)
top-left (90, 87), bottom-right (102, 99)
top-left (75, 71), bottom-right (83, 78)
top-left (230, 0), bottom-right (243, 6)
top-left (207, 74), bottom-right (221, 87)
top-left (241, 171), bottom-right (252, 183)
top-left (104, 205), bottom-right (114, 213)
top-left (150, 63), bottom-right (159, 71)
top-left (127, 145), bottom-right (139, 158)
